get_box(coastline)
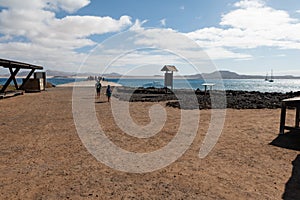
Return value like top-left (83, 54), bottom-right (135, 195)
top-left (113, 87), bottom-right (300, 109)
top-left (57, 80), bottom-right (122, 87)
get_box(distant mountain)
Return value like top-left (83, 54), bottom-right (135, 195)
top-left (202, 70), bottom-right (241, 79)
top-left (184, 70), bottom-right (300, 79)
top-left (106, 72), bottom-right (122, 77)
top-left (45, 70), bottom-right (76, 77)
top-left (46, 70), bottom-right (122, 77)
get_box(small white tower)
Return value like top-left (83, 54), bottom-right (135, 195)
top-left (161, 65), bottom-right (178, 90)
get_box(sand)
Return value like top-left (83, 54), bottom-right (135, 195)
top-left (0, 87), bottom-right (300, 199)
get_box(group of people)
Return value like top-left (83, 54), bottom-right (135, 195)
top-left (95, 80), bottom-right (112, 102)
top-left (95, 76), bottom-right (105, 82)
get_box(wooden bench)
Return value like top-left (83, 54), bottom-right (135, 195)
top-left (280, 97), bottom-right (300, 134)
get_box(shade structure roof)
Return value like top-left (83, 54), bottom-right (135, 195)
top-left (161, 65), bottom-right (178, 72)
top-left (0, 58), bottom-right (43, 70)
top-left (0, 58), bottom-right (43, 93)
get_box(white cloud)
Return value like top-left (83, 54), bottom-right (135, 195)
top-left (234, 0), bottom-right (264, 9)
top-left (0, 0), bottom-right (45, 10)
top-left (80, 28), bottom-right (217, 75)
top-left (204, 47), bottom-right (252, 60)
top-left (0, 0), bottom-right (90, 13)
top-left (160, 18), bottom-right (166, 27)
top-left (1, 0), bottom-right (299, 73)
top-left (180, 6), bottom-right (185, 10)
top-left (221, 0), bottom-right (297, 30)
top-left (50, 15), bottom-right (132, 38)
top-left (0, 0), bottom-right (132, 70)
top-left (186, 0), bottom-right (300, 60)
top-left (130, 19), bottom-right (148, 31)
top-left (0, 42), bottom-right (86, 71)
top-left (0, 6), bottom-right (132, 49)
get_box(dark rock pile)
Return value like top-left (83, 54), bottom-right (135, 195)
top-left (113, 87), bottom-right (300, 109)
top-left (113, 87), bottom-right (176, 102)
top-left (46, 82), bottom-right (56, 88)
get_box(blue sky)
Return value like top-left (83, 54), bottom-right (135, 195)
top-left (0, 0), bottom-right (300, 76)
top-left (76, 0), bottom-right (236, 31)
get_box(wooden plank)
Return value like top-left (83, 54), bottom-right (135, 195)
top-left (283, 97), bottom-right (300, 102)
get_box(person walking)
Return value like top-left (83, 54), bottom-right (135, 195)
top-left (106, 85), bottom-right (112, 102)
top-left (95, 81), bottom-right (102, 98)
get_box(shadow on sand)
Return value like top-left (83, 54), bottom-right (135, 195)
top-left (95, 101), bottom-right (107, 104)
top-left (270, 131), bottom-right (300, 199)
top-left (282, 154), bottom-right (300, 200)
top-left (270, 130), bottom-right (300, 151)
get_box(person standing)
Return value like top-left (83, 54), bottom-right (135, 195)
top-left (95, 81), bottom-right (102, 98)
top-left (106, 85), bottom-right (112, 102)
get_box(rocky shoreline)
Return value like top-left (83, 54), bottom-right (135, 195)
top-left (113, 87), bottom-right (300, 109)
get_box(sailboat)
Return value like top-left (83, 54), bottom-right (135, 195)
top-left (268, 69), bottom-right (274, 82)
top-left (265, 73), bottom-right (268, 81)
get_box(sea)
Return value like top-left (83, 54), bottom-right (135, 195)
top-left (99, 78), bottom-right (300, 93)
top-left (1, 78), bottom-right (300, 93)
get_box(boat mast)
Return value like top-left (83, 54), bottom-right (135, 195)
top-left (265, 73), bottom-right (268, 81)
top-left (269, 69), bottom-right (274, 82)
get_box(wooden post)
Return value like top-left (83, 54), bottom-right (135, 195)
top-left (203, 85), bottom-right (208, 109)
top-left (171, 71), bottom-right (173, 90)
top-left (296, 105), bottom-right (300, 128)
top-left (279, 102), bottom-right (286, 134)
top-left (204, 85), bottom-right (207, 95)
top-left (0, 67), bottom-right (20, 93)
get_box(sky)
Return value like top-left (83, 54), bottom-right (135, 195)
top-left (0, 0), bottom-right (300, 76)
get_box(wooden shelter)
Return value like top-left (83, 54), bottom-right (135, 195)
top-left (279, 97), bottom-right (300, 134)
top-left (0, 58), bottom-right (43, 93)
top-left (161, 65), bottom-right (178, 89)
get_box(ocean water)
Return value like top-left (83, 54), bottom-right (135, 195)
top-left (1, 78), bottom-right (300, 93)
top-left (0, 78), bottom-right (85, 87)
top-left (106, 78), bottom-right (300, 93)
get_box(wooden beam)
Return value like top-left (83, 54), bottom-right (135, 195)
top-left (19, 68), bottom-right (35, 90)
top-left (0, 67), bottom-right (20, 93)
top-left (0, 58), bottom-right (43, 70)
top-left (9, 67), bottom-right (19, 90)
top-left (283, 126), bottom-right (300, 131)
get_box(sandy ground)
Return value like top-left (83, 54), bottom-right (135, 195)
top-left (1, 87), bottom-right (300, 199)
